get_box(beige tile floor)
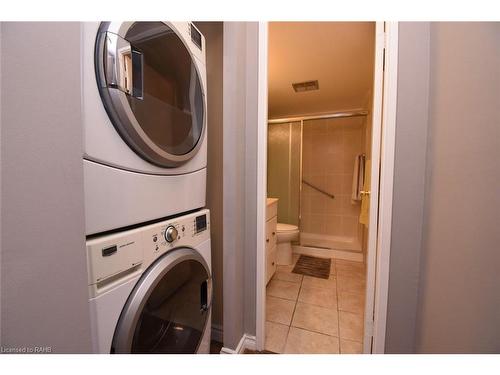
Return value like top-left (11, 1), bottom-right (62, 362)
top-left (265, 254), bottom-right (366, 354)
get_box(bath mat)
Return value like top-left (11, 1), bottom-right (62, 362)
top-left (292, 255), bottom-right (331, 279)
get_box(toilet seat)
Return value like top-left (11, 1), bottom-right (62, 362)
top-left (277, 223), bottom-right (299, 232)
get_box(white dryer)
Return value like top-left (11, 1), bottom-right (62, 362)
top-left (86, 209), bottom-right (212, 354)
top-left (82, 21), bottom-right (208, 235)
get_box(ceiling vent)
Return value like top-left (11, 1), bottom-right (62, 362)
top-left (292, 80), bottom-right (319, 93)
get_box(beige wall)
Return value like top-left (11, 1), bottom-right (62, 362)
top-left (194, 22), bottom-right (224, 334)
top-left (301, 117), bottom-right (365, 243)
top-left (387, 22), bottom-right (500, 353)
top-left (268, 22), bottom-right (375, 118)
top-left (1, 23), bottom-right (92, 352)
top-left (415, 22), bottom-right (500, 353)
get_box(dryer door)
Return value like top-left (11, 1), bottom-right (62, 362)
top-left (112, 247), bottom-right (212, 353)
top-left (95, 22), bottom-right (205, 168)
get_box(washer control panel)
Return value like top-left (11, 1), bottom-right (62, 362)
top-left (86, 209), bottom-right (210, 297)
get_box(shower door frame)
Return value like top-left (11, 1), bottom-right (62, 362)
top-left (268, 110), bottom-right (370, 251)
top-left (255, 21), bottom-right (399, 354)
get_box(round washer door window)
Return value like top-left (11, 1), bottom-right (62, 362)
top-left (95, 22), bottom-right (205, 167)
top-left (112, 248), bottom-right (212, 354)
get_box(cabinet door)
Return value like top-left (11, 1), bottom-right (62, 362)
top-left (266, 245), bottom-right (277, 284)
top-left (265, 216), bottom-right (277, 252)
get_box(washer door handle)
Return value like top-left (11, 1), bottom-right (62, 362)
top-left (101, 31), bottom-right (143, 99)
top-left (200, 277), bottom-right (214, 313)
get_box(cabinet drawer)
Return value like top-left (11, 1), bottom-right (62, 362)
top-left (266, 245), bottom-right (277, 284)
top-left (265, 216), bottom-right (277, 251)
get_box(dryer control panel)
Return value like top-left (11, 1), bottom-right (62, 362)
top-left (86, 209), bottom-right (210, 297)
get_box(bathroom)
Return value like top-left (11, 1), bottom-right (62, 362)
top-left (264, 22), bottom-right (375, 353)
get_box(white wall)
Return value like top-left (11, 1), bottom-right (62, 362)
top-left (385, 22), bottom-right (430, 353)
top-left (222, 22), bottom-right (261, 349)
top-left (0, 23), bottom-right (92, 352)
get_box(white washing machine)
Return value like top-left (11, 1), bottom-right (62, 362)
top-left (82, 21), bottom-right (208, 235)
top-left (86, 209), bottom-right (212, 354)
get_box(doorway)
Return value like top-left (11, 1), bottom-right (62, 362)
top-left (255, 22), bottom-right (398, 354)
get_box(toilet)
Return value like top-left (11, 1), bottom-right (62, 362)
top-left (276, 223), bottom-right (300, 265)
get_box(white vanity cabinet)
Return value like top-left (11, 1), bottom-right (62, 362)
top-left (266, 198), bottom-right (278, 284)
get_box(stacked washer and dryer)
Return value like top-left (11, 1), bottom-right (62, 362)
top-left (82, 22), bottom-right (212, 353)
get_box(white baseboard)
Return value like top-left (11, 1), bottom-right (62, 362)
top-left (293, 245), bottom-right (364, 262)
top-left (211, 323), bottom-right (223, 343)
top-left (220, 334), bottom-right (256, 354)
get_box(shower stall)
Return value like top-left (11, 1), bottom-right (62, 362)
top-left (267, 111), bottom-right (369, 256)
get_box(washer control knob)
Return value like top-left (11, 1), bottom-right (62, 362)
top-left (165, 226), bottom-right (178, 243)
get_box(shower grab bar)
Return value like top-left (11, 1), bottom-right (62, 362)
top-left (302, 179), bottom-right (335, 199)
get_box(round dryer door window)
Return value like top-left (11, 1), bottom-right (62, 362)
top-left (112, 248), bottom-right (212, 354)
top-left (95, 22), bottom-right (206, 167)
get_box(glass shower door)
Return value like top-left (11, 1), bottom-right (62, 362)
top-left (267, 122), bottom-right (301, 226)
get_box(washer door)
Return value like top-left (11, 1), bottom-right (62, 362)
top-left (112, 247), bottom-right (212, 353)
top-left (95, 22), bottom-right (205, 168)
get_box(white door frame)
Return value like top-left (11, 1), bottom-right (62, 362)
top-left (362, 21), bottom-right (399, 353)
top-left (255, 21), bottom-right (398, 353)
top-left (255, 21), bottom-right (269, 352)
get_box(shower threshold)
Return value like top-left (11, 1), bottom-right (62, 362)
top-left (293, 244), bottom-right (364, 262)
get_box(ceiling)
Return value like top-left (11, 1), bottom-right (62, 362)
top-left (268, 22), bottom-right (375, 119)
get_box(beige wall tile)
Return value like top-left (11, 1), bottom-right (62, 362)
top-left (341, 216), bottom-right (359, 238)
top-left (326, 173), bottom-right (343, 196)
top-left (301, 116), bottom-right (368, 244)
top-left (300, 213), bottom-right (325, 234)
top-left (266, 296), bottom-right (296, 325)
top-left (310, 193), bottom-right (326, 215)
top-left (325, 214), bottom-right (342, 236)
top-left (325, 195), bottom-right (342, 215)
top-left (284, 327), bottom-right (340, 354)
top-left (325, 154), bottom-right (344, 174)
top-left (301, 191), bottom-right (312, 214)
top-left (340, 195), bottom-right (361, 217)
top-left (344, 128), bottom-right (363, 153)
top-left (341, 173), bottom-right (355, 194)
top-left (292, 302), bottom-right (339, 336)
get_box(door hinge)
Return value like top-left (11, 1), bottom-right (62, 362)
top-left (366, 319), bottom-right (374, 339)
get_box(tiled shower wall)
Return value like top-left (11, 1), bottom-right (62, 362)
top-left (301, 116), bottom-right (366, 244)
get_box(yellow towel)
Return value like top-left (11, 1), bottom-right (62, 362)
top-left (359, 159), bottom-right (371, 226)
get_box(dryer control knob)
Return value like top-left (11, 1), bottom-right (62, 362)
top-left (165, 226), bottom-right (178, 243)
